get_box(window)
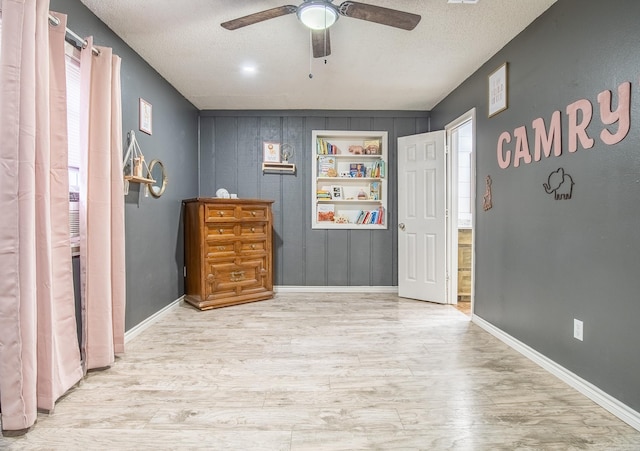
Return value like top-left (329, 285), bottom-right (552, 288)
top-left (0, 16), bottom-right (82, 254)
top-left (65, 42), bottom-right (81, 254)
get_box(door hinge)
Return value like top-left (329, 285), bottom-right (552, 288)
top-left (183, 266), bottom-right (187, 277)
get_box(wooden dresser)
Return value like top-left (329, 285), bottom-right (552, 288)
top-left (183, 198), bottom-right (274, 310)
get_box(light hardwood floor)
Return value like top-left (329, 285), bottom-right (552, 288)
top-left (2, 292), bottom-right (640, 450)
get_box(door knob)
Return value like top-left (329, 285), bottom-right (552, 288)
top-left (399, 223), bottom-right (406, 231)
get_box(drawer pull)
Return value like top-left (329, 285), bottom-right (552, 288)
top-left (218, 211), bottom-right (224, 216)
top-left (219, 229), bottom-right (224, 234)
top-left (251, 211), bottom-right (256, 217)
top-left (230, 270), bottom-right (245, 282)
top-left (217, 246), bottom-right (226, 251)
top-left (251, 227), bottom-right (255, 232)
top-left (251, 244), bottom-right (256, 250)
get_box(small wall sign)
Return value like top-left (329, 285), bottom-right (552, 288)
top-left (139, 98), bottom-right (152, 135)
top-left (488, 62), bottom-right (508, 117)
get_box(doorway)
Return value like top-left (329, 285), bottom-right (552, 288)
top-left (446, 109), bottom-right (475, 315)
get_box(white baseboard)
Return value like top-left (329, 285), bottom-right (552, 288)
top-left (124, 296), bottom-right (184, 344)
top-left (274, 285), bottom-right (399, 294)
top-left (472, 314), bottom-right (640, 432)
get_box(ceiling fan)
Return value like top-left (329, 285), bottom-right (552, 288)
top-left (221, 0), bottom-right (421, 58)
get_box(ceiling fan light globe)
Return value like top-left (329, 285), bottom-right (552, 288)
top-left (297, 2), bottom-right (338, 30)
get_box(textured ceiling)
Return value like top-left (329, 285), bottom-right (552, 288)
top-left (79, 0), bottom-right (556, 111)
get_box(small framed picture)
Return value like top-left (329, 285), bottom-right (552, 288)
top-left (331, 185), bottom-right (343, 200)
top-left (488, 62), bottom-right (508, 117)
top-left (263, 142), bottom-right (281, 163)
top-left (139, 98), bottom-right (152, 135)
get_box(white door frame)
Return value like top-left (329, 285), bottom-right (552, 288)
top-left (445, 108), bottom-right (476, 307)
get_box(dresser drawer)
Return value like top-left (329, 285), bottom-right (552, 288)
top-left (205, 241), bottom-right (236, 259)
top-left (204, 204), bottom-right (236, 222)
top-left (205, 223), bottom-right (236, 239)
top-left (240, 222), bottom-right (267, 237)
top-left (204, 259), bottom-right (269, 299)
top-left (240, 239), bottom-right (267, 254)
top-left (239, 206), bottom-right (269, 221)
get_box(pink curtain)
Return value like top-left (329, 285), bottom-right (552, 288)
top-left (0, 0), bottom-right (82, 432)
top-left (79, 37), bottom-right (126, 371)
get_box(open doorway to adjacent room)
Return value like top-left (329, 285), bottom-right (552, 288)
top-left (446, 110), bottom-right (475, 316)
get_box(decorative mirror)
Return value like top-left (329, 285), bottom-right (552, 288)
top-left (148, 159), bottom-right (167, 198)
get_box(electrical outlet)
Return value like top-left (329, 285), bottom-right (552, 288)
top-left (573, 319), bottom-right (584, 341)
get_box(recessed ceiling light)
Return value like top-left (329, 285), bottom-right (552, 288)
top-left (242, 65), bottom-right (257, 74)
top-left (448, 0), bottom-right (479, 4)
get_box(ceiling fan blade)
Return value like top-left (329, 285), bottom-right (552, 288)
top-left (221, 5), bottom-right (298, 30)
top-left (312, 29), bottom-right (331, 58)
top-left (338, 1), bottom-right (421, 31)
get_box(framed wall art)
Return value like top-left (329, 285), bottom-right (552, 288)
top-left (488, 62), bottom-right (508, 117)
top-left (139, 98), bottom-right (152, 135)
top-left (263, 142), bottom-right (281, 163)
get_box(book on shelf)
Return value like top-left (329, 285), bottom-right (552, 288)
top-left (318, 156), bottom-right (337, 177)
top-left (317, 204), bottom-right (335, 222)
top-left (367, 160), bottom-right (385, 178)
top-left (349, 163), bottom-right (367, 178)
top-left (316, 138), bottom-right (340, 155)
top-left (316, 189), bottom-right (331, 200)
top-left (369, 181), bottom-right (381, 200)
top-left (376, 206), bottom-right (385, 224)
top-left (352, 206), bottom-right (385, 225)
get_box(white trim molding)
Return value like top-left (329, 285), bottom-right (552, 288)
top-left (274, 286), bottom-right (399, 294)
top-left (124, 296), bottom-right (184, 344)
top-left (472, 314), bottom-right (640, 432)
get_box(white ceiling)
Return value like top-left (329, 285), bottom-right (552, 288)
top-left (79, 0), bottom-right (556, 111)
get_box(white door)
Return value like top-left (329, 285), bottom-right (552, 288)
top-left (397, 131), bottom-right (447, 303)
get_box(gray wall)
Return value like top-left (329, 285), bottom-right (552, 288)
top-left (199, 111), bottom-right (428, 286)
top-left (51, 0), bottom-right (199, 329)
top-left (430, 0), bottom-right (640, 411)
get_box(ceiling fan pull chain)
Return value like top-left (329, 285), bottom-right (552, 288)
top-left (323, 14), bottom-right (328, 64)
top-left (308, 29), bottom-right (314, 79)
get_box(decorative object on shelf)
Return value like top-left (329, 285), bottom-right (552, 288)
top-left (488, 62), bottom-right (508, 117)
top-left (147, 159), bottom-right (168, 198)
top-left (543, 168), bottom-right (574, 200)
top-left (483, 175), bottom-right (493, 211)
top-left (331, 185), bottom-right (343, 199)
top-left (312, 130), bottom-right (388, 229)
top-left (139, 98), bottom-right (152, 135)
top-left (281, 143), bottom-right (295, 163)
top-left (263, 141), bottom-right (281, 163)
top-left (215, 188), bottom-right (230, 198)
top-left (364, 139), bottom-right (381, 155)
top-left (122, 130), bottom-right (155, 196)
